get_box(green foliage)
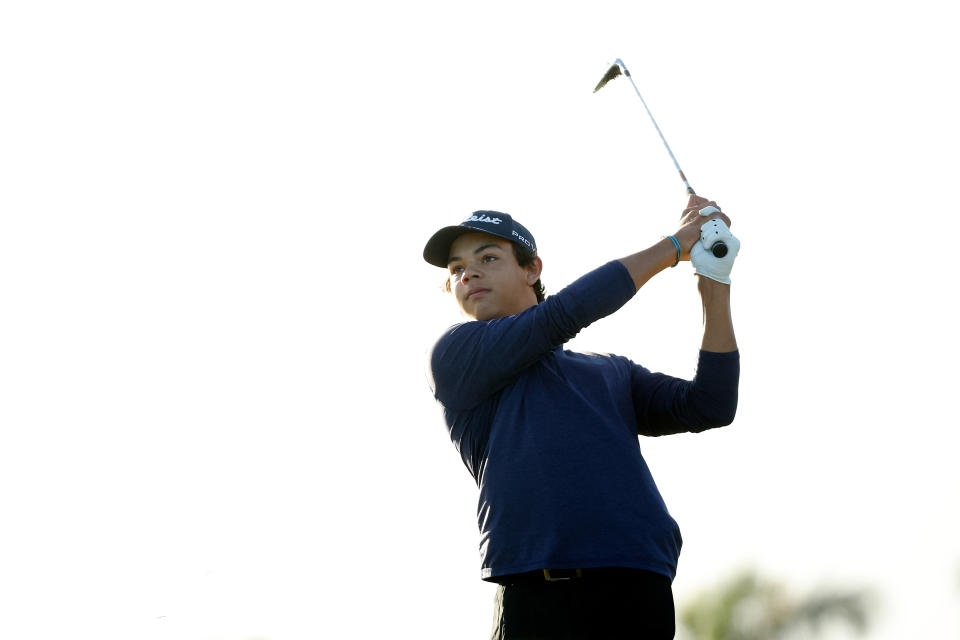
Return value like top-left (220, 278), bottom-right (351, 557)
top-left (679, 569), bottom-right (872, 640)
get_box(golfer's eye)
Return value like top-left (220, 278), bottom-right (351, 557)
top-left (450, 265), bottom-right (465, 276)
top-left (482, 254), bottom-right (497, 263)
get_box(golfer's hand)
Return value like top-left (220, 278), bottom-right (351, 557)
top-left (674, 195), bottom-right (730, 260)
top-left (692, 221), bottom-right (739, 284)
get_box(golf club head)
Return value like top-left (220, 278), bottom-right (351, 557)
top-left (593, 63), bottom-right (623, 93)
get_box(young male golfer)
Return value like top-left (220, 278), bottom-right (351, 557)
top-left (424, 195), bottom-right (740, 639)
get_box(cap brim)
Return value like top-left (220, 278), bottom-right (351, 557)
top-left (423, 226), bottom-right (478, 268)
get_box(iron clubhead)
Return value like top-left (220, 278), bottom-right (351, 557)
top-left (593, 63), bottom-right (623, 93)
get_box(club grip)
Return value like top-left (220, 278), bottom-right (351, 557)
top-left (698, 207), bottom-right (729, 258)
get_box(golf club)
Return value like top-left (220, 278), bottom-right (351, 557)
top-left (594, 59), bottom-right (727, 258)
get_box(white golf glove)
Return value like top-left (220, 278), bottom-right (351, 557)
top-left (691, 219), bottom-right (740, 284)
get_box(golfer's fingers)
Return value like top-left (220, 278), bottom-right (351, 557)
top-left (702, 203), bottom-right (731, 229)
top-left (703, 212), bottom-right (732, 230)
top-left (687, 194), bottom-right (709, 208)
top-left (682, 200), bottom-right (720, 220)
top-left (684, 205), bottom-right (731, 230)
top-left (698, 203), bottom-right (730, 227)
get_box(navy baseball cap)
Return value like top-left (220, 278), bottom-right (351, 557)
top-left (423, 211), bottom-right (537, 268)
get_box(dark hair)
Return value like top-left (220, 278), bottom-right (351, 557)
top-left (512, 244), bottom-right (546, 303)
top-left (441, 243), bottom-right (546, 303)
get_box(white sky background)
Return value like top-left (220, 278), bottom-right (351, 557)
top-left (1, 1), bottom-right (958, 639)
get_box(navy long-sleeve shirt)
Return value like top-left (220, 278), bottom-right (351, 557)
top-left (427, 260), bottom-right (739, 582)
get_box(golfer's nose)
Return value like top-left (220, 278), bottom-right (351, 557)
top-left (461, 265), bottom-right (481, 283)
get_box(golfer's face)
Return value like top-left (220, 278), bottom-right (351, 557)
top-left (447, 233), bottom-right (534, 321)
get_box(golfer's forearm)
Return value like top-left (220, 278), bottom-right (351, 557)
top-left (698, 277), bottom-right (737, 352)
top-left (617, 239), bottom-right (677, 291)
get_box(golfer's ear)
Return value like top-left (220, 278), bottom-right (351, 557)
top-left (525, 257), bottom-right (543, 284)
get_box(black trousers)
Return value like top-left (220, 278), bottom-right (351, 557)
top-left (490, 570), bottom-right (675, 640)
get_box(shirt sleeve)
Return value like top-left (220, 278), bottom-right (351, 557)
top-left (630, 349), bottom-right (740, 436)
top-left (428, 260), bottom-right (638, 411)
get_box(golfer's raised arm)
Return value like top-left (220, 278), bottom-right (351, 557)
top-left (699, 277), bottom-right (736, 353)
top-left (618, 197), bottom-right (730, 291)
top-left (616, 239), bottom-right (683, 291)
top-left (429, 260), bottom-right (639, 410)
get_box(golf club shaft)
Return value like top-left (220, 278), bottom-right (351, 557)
top-left (615, 59), bottom-right (695, 197)
top-left (615, 59), bottom-right (726, 257)
top-left (596, 59), bottom-right (727, 257)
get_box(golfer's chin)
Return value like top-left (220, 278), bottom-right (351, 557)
top-left (460, 297), bottom-right (500, 322)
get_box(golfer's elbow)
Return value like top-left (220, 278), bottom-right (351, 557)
top-left (710, 404), bottom-right (738, 429)
top-left (688, 393), bottom-right (738, 432)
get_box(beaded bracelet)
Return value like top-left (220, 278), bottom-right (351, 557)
top-left (664, 235), bottom-right (681, 267)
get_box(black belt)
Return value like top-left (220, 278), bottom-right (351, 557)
top-left (499, 567), bottom-right (663, 585)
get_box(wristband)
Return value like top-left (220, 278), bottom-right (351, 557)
top-left (664, 235), bottom-right (681, 267)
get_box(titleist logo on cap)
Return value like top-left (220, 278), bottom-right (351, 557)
top-left (464, 214), bottom-right (502, 225)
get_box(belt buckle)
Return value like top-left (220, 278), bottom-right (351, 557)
top-left (542, 569), bottom-right (583, 582)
